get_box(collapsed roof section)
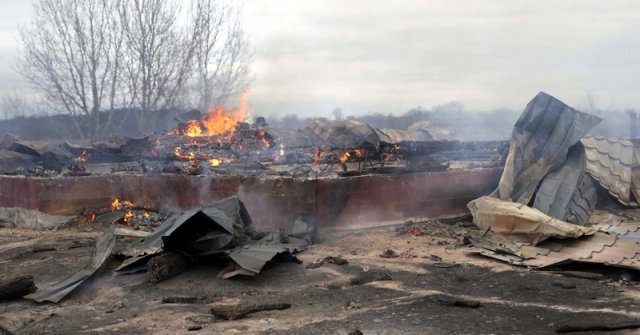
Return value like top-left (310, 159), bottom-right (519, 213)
top-left (494, 91), bottom-right (602, 205)
top-left (532, 142), bottom-right (598, 226)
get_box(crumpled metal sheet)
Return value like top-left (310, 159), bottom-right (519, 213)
top-left (468, 196), bottom-right (595, 245)
top-left (224, 233), bottom-right (308, 277)
top-left (468, 230), bottom-right (640, 271)
top-left (582, 136), bottom-right (639, 205)
top-left (115, 208), bottom-right (235, 271)
top-left (494, 91), bottom-right (601, 204)
top-left (0, 206), bottom-right (74, 229)
top-left (116, 196), bottom-right (306, 278)
top-left (25, 225), bottom-right (116, 303)
top-left (532, 142), bottom-right (597, 225)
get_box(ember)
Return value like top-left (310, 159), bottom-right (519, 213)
top-left (72, 150), bottom-right (90, 163)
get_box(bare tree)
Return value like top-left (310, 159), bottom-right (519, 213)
top-left (190, 0), bottom-right (250, 111)
top-left (1, 90), bottom-right (30, 119)
top-left (19, 0), bottom-right (123, 141)
top-left (19, 0), bottom-right (250, 139)
top-left (118, 0), bottom-right (198, 131)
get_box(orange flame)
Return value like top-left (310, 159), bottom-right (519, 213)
top-left (184, 120), bottom-right (203, 137)
top-left (210, 158), bottom-right (221, 167)
top-left (123, 211), bottom-right (134, 227)
top-left (202, 91), bottom-right (249, 138)
top-left (339, 151), bottom-right (351, 164)
top-left (73, 150), bottom-right (90, 163)
top-left (313, 148), bottom-right (321, 165)
top-left (112, 198), bottom-right (134, 211)
top-left (354, 149), bottom-right (364, 157)
top-left (259, 132), bottom-right (270, 148)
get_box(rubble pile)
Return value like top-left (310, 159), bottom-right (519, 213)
top-left (0, 114), bottom-right (508, 178)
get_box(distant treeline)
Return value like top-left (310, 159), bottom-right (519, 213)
top-left (0, 106), bottom-right (637, 142)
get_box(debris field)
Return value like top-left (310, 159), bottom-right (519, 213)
top-left (2, 91), bottom-right (640, 334)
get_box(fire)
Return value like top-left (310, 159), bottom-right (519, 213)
top-left (202, 91), bottom-right (249, 138)
top-left (184, 120), bottom-right (203, 137)
top-left (112, 198), bottom-right (134, 211)
top-left (73, 150), bottom-right (90, 163)
top-left (313, 148), bottom-right (321, 165)
top-left (123, 211), bottom-right (134, 227)
top-left (354, 149), bottom-right (364, 157)
top-left (339, 151), bottom-right (351, 164)
top-left (210, 158), bottom-right (221, 167)
top-left (256, 130), bottom-right (270, 148)
top-left (279, 144), bottom-right (285, 156)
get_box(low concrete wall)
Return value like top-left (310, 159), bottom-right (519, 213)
top-left (0, 168), bottom-right (501, 229)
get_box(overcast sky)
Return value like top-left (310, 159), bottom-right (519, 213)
top-left (1, 1), bottom-right (639, 117)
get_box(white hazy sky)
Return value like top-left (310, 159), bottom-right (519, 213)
top-left (1, 1), bottom-right (640, 117)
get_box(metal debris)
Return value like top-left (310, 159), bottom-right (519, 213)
top-left (582, 136), bottom-right (640, 205)
top-left (468, 196), bottom-right (595, 245)
top-left (494, 91), bottom-right (601, 205)
top-left (532, 142), bottom-right (597, 225)
top-left (468, 230), bottom-right (640, 271)
top-left (25, 225), bottom-right (116, 303)
top-left (115, 196), bottom-right (307, 278)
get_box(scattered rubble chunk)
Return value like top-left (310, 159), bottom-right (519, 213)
top-left (436, 295), bottom-right (482, 308)
top-left (0, 275), bottom-right (37, 301)
top-left (305, 256), bottom-right (348, 269)
top-left (161, 296), bottom-right (204, 304)
top-left (209, 303), bottom-right (291, 320)
top-left (379, 249), bottom-right (399, 258)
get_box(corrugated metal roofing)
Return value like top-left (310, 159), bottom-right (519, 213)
top-left (581, 136), bottom-right (639, 205)
top-left (471, 231), bottom-right (640, 271)
top-left (594, 220), bottom-right (640, 244)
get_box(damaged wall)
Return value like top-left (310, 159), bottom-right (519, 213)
top-left (0, 168), bottom-right (502, 230)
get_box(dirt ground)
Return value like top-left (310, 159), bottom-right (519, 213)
top-left (1, 220), bottom-right (639, 335)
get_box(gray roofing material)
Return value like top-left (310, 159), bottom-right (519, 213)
top-left (494, 91), bottom-right (602, 205)
top-left (532, 142), bottom-right (597, 225)
top-left (25, 225), bottom-right (116, 303)
top-left (582, 136), bottom-right (639, 205)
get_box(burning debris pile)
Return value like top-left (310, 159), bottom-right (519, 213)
top-left (26, 196), bottom-right (310, 303)
top-left (466, 92), bottom-right (640, 271)
top-left (0, 98), bottom-right (509, 178)
top-left (73, 198), bottom-right (168, 231)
